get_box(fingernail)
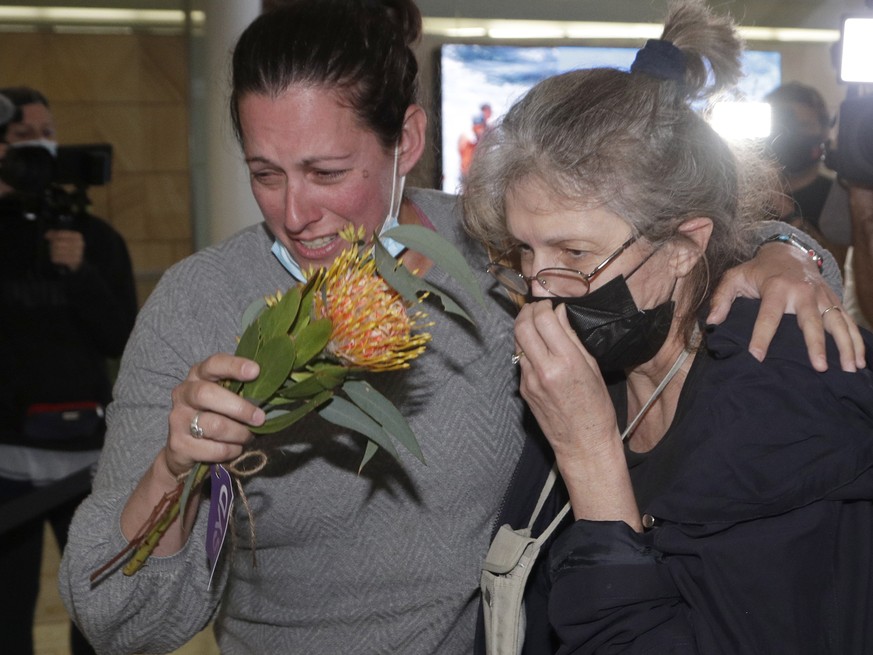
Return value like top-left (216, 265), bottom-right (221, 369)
top-left (253, 407), bottom-right (266, 425)
top-left (242, 361), bottom-right (260, 378)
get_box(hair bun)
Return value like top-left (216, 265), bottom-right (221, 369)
top-left (630, 39), bottom-right (687, 84)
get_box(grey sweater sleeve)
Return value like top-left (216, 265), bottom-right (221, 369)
top-left (755, 219), bottom-right (843, 298)
top-left (56, 240), bottom-right (260, 653)
top-left (59, 226), bottom-right (289, 654)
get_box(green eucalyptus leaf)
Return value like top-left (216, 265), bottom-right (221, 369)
top-left (373, 242), bottom-right (423, 304)
top-left (243, 335), bottom-right (297, 402)
top-left (318, 396), bottom-right (399, 460)
top-left (293, 317), bottom-right (333, 367)
top-left (358, 440), bottom-right (380, 473)
top-left (342, 379), bottom-right (424, 464)
top-left (250, 389), bottom-right (333, 434)
top-left (260, 286), bottom-right (302, 339)
top-left (382, 224), bottom-right (487, 310)
top-left (375, 244), bottom-right (473, 324)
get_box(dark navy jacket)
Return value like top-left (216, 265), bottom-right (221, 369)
top-left (480, 298), bottom-right (873, 654)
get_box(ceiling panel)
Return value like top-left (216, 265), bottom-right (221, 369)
top-left (0, 1), bottom-right (869, 31)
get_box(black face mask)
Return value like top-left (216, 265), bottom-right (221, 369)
top-left (768, 132), bottom-right (823, 174)
top-left (544, 274), bottom-right (675, 373)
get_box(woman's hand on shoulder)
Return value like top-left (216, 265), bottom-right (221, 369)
top-left (707, 243), bottom-right (865, 373)
top-left (163, 353), bottom-right (266, 478)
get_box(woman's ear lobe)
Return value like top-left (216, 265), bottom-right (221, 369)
top-left (398, 104), bottom-right (427, 176)
top-left (672, 217), bottom-right (713, 277)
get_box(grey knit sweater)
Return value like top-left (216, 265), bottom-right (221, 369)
top-left (59, 189), bottom-right (528, 654)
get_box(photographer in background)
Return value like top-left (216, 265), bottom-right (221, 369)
top-left (765, 82), bottom-right (850, 274)
top-left (0, 86), bottom-right (137, 655)
top-left (848, 185), bottom-right (873, 326)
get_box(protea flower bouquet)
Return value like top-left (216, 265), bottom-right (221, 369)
top-left (93, 223), bottom-right (485, 580)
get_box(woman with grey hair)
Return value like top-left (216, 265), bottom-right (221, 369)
top-left (465, 1), bottom-right (873, 652)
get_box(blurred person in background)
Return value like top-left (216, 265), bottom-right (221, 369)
top-left (765, 82), bottom-right (850, 273)
top-left (0, 86), bottom-right (137, 655)
top-left (458, 112), bottom-right (488, 188)
top-left (848, 185), bottom-right (873, 327)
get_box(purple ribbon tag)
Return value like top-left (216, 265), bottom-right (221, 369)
top-left (206, 464), bottom-right (234, 589)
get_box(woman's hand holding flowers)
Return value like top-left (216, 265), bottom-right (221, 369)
top-left (165, 354), bottom-right (265, 479)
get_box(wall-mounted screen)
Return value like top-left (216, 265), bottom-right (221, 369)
top-left (437, 44), bottom-right (782, 193)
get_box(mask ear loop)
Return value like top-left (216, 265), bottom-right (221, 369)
top-left (390, 144), bottom-right (400, 214)
top-left (376, 143), bottom-right (408, 257)
top-left (626, 241), bottom-right (678, 306)
top-left (623, 239), bottom-right (657, 282)
top-left (386, 143), bottom-right (405, 223)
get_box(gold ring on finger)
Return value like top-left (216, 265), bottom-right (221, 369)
top-left (821, 305), bottom-right (841, 320)
top-left (190, 411), bottom-right (205, 439)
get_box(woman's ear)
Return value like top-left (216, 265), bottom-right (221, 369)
top-left (397, 104), bottom-right (427, 177)
top-left (672, 217), bottom-right (713, 277)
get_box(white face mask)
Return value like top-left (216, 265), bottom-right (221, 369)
top-left (10, 138), bottom-right (58, 158)
top-left (272, 144), bottom-right (406, 282)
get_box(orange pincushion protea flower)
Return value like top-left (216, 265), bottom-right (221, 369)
top-left (314, 227), bottom-right (431, 371)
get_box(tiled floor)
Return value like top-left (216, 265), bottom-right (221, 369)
top-left (35, 525), bottom-right (220, 655)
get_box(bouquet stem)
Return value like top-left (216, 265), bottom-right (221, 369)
top-left (89, 463), bottom-right (210, 582)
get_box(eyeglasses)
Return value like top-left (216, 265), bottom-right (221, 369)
top-left (486, 235), bottom-right (638, 297)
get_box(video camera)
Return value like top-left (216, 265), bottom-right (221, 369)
top-left (0, 142), bottom-right (113, 225)
top-left (0, 91), bottom-right (113, 222)
top-left (824, 15), bottom-right (873, 186)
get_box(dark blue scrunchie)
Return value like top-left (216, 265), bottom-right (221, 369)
top-left (630, 39), bottom-right (686, 83)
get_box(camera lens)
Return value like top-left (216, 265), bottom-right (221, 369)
top-left (0, 144), bottom-right (56, 194)
top-left (832, 96), bottom-right (873, 186)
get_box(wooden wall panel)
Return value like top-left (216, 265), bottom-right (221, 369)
top-left (10, 33), bottom-right (189, 104)
top-left (111, 172), bottom-right (191, 240)
top-left (0, 31), bottom-right (193, 307)
top-left (0, 34), bottom-right (47, 85)
top-left (57, 104), bottom-right (189, 171)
